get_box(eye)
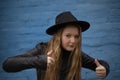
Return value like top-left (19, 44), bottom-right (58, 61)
top-left (66, 34), bottom-right (71, 38)
top-left (75, 35), bottom-right (79, 39)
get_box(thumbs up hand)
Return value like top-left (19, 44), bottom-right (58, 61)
top-left (47, 50), bottom-right (55, 69)
top-left (95, 59), bottom-right (106, 78)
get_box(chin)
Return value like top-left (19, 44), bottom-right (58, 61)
top-left (66, 48), bottom-right (74, 51)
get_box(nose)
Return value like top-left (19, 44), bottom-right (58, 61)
top-left (70, 37), bottom-right (75, 43)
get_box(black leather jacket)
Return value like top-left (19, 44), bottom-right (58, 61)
top-left (3, 42), bottom-right (110, 80)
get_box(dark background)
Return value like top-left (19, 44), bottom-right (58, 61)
top-left (0, 0), bottom-right (120, 80)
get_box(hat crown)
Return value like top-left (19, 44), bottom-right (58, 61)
top-left (46, 11), bottom-right (90, 35)
top-left (56, 11), bottom-right (78, 24)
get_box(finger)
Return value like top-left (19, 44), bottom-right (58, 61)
top-left (47, 50), bottom-right (53, 56)
top-left (96, 70), bottom-right (106, 74)
top-left (96, 73), bottom-right (105, 78)
top-left (96, 65), bottom-right (106, 71)
top-left (96, 67), bottom-right (105, 71)
top-left (96, 67), bottom-right (106, 78)
top-left (95, 59), bottom-right (101, 67)
top-left (47, 57), bottom-right (55, 69)
top-left (96, 68), bottom-right (106, 73)
top-left (96, 71), bottom-right (106, 78)
top-left (48, 57), bottom-right (55, 64)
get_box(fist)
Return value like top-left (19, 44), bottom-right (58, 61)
top-left (95, 59), bottom-right (106, 78)
top-left (47, 50), bottom-right (55, 68)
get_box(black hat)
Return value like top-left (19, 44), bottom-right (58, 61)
top-left (46, 11), bottom-right (90, 35)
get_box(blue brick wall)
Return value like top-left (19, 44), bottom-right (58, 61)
top-left (0, 0), bottom-right (120, 80)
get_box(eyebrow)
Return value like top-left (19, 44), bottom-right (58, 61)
top-left (64, 32), bottom-right (79, 36)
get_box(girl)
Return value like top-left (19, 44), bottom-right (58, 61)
top-left (3, 11), bottom-right (109, 80)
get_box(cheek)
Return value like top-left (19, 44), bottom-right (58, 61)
top-left (61, 37), bottom-right (68, 47)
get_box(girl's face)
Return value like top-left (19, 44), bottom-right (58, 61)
top-left (61, 25), bottom-right (80, 51)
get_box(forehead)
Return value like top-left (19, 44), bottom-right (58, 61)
top-left (62, 25), bottom-right (80, 34)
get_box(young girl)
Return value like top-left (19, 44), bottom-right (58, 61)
top-left (3, 11), bottom-right (109, 80)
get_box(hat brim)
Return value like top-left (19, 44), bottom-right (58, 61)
top-left (46, 21), bottom-right (90, 35)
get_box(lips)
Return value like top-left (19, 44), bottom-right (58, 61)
top-left (69, 45), bottom-right (74, 48)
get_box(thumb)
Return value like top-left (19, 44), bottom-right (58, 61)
top-left (95, 59), bottom-right (101, 67)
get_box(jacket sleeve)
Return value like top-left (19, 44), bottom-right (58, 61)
top-left (82, 51), bottom-right (110, 76)
top-left (2, 43), bottom-right (47, 72)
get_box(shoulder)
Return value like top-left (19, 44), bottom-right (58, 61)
top-left (36, 42), bottom-right (48, 50)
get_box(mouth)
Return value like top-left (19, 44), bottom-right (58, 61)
top-left (69, 45), bottom-right (75, 48)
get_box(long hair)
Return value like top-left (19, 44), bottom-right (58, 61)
top-left (45, 24), bottom-right (82, 80)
